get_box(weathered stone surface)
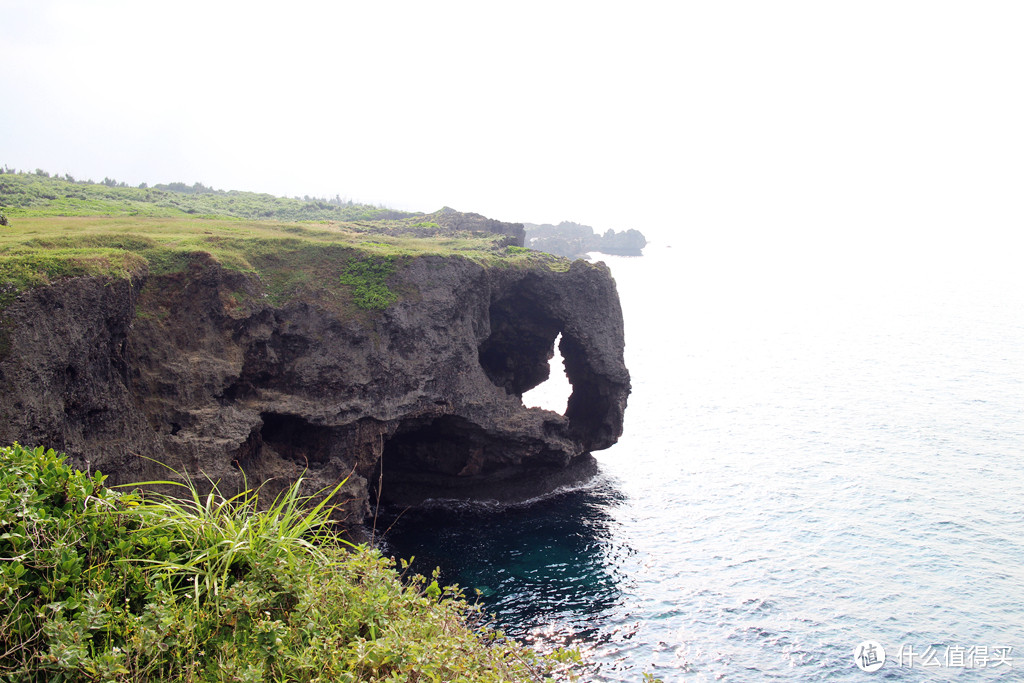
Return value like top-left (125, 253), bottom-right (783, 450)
top-left (0, 251), bottom-right (629, 527)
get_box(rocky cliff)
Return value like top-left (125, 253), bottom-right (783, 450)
top-left (0, 232), bottom-right (629, 527)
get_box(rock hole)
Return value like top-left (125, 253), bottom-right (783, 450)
top-left (522, 333), bottom-right (571, 414)
top-left (371, 416), bottom-right (491, 506)
top-left (478, 283), bottom-right (562, 396)
top-left (259, 412), bottom-right (334, 467)
top-left (231, 425), bottom-right (261, 470)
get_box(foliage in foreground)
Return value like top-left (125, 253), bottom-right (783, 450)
top-left (0, 444), bottom-right (574, 682)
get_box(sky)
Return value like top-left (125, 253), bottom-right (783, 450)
top-left (3, 0), bottom-right (1023, 276)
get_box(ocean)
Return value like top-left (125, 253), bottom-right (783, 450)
top-left (380, 242), bottom-right (1024, 681)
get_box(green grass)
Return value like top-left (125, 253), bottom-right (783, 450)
top-left (0, 173), bottom-right (401, 223)
top-left (339, 256), bottom-right (399, 310)
top-left (0, 213), bottom-right (571, 315)
top-left (0, 444), bottom-right (577, 682)
top-left (0, 247), bottom-right (146, 309)
top-left (0, 171), bottom-right (575, 319)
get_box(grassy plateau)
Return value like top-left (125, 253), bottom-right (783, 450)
top-left (0, 171), bottom-right (570, 312)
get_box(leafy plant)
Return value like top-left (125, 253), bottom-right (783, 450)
top-left (0, 444), bottom-right (572, 682)
top-left (119, 461), bottom-right (349, 606)
top-left (338, 255), bottom-right (399, 310)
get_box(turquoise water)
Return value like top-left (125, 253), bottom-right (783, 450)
top-left (380, 245), bottom-right (1024, 680)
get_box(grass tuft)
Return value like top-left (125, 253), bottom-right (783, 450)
top-left (0, 444), bottom-right (575, 682)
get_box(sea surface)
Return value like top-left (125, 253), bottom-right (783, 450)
top-left (380, 242), bottom-right (1024, 681)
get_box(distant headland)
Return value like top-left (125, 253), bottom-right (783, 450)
top-left (523, 220), bottom-right (647, 259)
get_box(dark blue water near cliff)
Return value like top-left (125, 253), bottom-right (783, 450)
top-left (380, 244), bottom-right (1024, 681)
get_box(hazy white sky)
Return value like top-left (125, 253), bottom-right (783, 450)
top-left (3, 1), bottom-right (1023, 271)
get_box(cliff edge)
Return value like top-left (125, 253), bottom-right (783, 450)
top-left (0, 211), bottom-right (629, 526)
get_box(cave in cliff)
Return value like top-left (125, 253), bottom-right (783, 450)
top-left (232, 412), bottom-right (343, 480)
top-left (477, 276), bottom-right (624, 451)
top-left (478, 281), bottom-right (563, 398)
top-left (258, 412), bottom-right (336, 466)
top-left (369, 413), bottom-right (589, 508)
top-left (370, 415), bottom-right (493, 506)
top-left (477, 279), bottom-right (575, 415)
top-left (522, 333), bottom-right (571, 414)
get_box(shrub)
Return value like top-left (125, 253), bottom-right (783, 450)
top-left (0, 444), bottom-right (572, 682)
top-left (338, 255), bottom-right (399, 310)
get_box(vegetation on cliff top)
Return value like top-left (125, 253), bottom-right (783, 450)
top-left (0, 169), bottom-right (402, 223)
top-left (0, 443), bottom-right (575, 682)
top-left (0, 171), bottom-right (572, 312)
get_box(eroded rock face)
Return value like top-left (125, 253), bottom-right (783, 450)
top-left (0, 254), bottom-right (629, 526)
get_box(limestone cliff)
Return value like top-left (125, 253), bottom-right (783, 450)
top-left (0, 236), bottom-right (629, 526)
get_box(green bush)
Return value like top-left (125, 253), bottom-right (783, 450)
top-left (338, 256), bottom-right (399, 310)
top-left (0, 444), bottom-right (574, 682)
